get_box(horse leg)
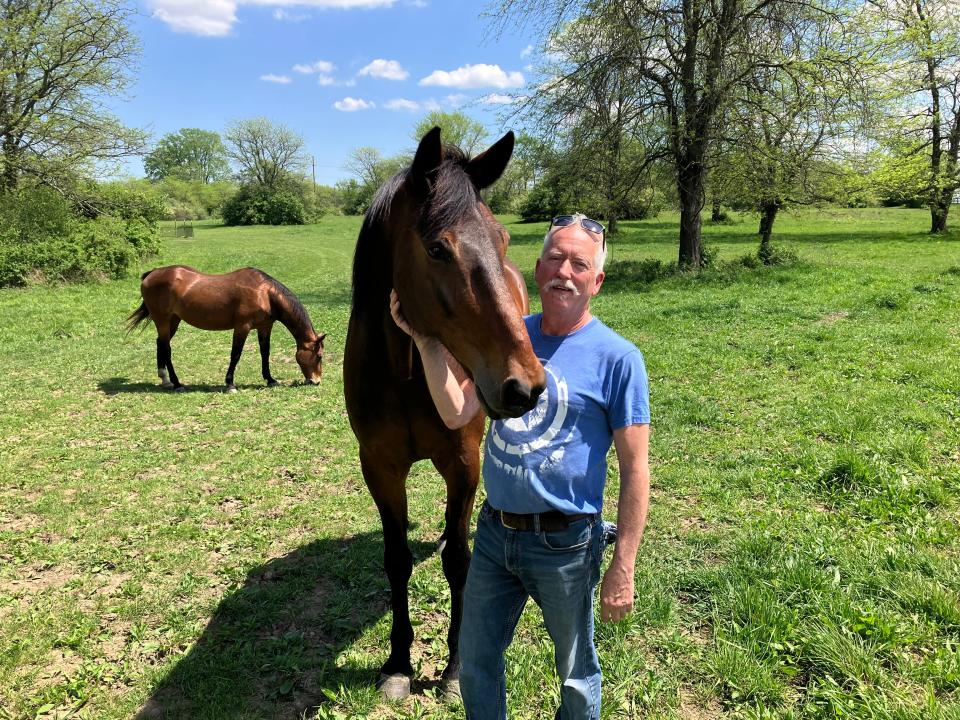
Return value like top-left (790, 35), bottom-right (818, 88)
top-left (360, 449), bottom-right (415, 700)
top-left (431, 448), bottom-right (481, 700)
top-left (257, 325), bottom-right (278, 387)
top-left (154, 316), bottom-right (181, 390)
top-left (225, 328), bottom-right (249, 393)
top-left (166, 316), bottom-right (183, 390)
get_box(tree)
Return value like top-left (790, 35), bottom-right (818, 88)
top-left (144, 128), bottom-right (230, 184)
top-left (412, 111), bottom-right (488, 155)
top-left (224, 117), bottom-right (305, 189)
top-left (493, 0), bottom-right (852, 267)
top-left (864, 0), bottom-right (960, 232)
top-left (518, 19), bottom-right (662, 233)
top-left (342, 146), bottom-right (409, 214)
top-left (0, 0), bottom-right (146, 194)
top-left (712, 20), bottom-right (867, 259)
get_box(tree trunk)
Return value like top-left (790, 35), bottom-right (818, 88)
top-left (607, 213), bottom-right (618, 236)
top-left (758, 201), bottom-right (780, 263)
top-left (1, 136), bottom-right (19, 194)
top-left (711, 198), bottom-right (723, 222)
top-left (678, 159), bottom-right (705, 267)
top-left (931, 188), bottom-right (952, 233)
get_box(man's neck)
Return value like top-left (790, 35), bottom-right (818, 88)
top-left (540, 309), bottom-right (593, 337)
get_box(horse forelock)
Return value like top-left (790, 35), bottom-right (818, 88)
top-left (353, 146), bottom-right (485, 308)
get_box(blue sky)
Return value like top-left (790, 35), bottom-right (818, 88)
top-left (111, 1), bottom-right (539, 185)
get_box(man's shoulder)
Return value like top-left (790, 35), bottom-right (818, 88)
top-left (587, 318), bottom-right (642, 359)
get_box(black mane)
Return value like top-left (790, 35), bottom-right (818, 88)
top-left (258, 270), bottom-right (314, 336)
top-left (352, 145), bottom-right (481, 313)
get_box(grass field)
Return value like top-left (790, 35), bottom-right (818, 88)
top-left (1, 208), bottom-right (959, 720)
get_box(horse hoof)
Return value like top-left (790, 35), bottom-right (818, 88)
top-left (442, 678), bottom-right (462, 703)
top-left (173, 385), bottom-right (186, 393)
top-left (267, 381), bottom-right (279, 388)
top-left (377, 673), bottom-right (411, 701)
top-left (226, 386), bottom-right (238, 394)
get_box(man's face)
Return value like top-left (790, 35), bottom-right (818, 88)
top-left (534, 225), bottom-right (605, 318)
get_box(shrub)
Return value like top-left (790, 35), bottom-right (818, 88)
top-left (0, 185), bottom-right (160, 287)
top-left (222, 184), bottom-right (307, 226)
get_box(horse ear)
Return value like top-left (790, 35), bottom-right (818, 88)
top-left (410, 126), bottom-right (443, 194)
top-left (315, 333), bottom-right (326, 350)
top-left (466, 131), bottom-right (515, 190)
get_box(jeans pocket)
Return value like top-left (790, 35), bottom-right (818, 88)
top-left (539, 518), bottom-right (594, 551)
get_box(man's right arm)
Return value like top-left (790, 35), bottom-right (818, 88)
top-left (390, 289), bottom-right (482, 429)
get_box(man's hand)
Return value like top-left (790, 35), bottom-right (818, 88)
top-left (390, 289), bottom-right (421, 341)
top-left (599, 563), bottom-right (634, 623)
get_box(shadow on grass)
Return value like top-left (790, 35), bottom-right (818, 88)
top-left (136, 531), bottom-right (440, 720)
top-left (97, 377), bottom-right (295, 395)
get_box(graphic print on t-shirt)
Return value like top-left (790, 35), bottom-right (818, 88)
top-left (486, 361), bottom-right (578, 480)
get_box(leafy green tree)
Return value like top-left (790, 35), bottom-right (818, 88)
top-left (863, 0), bottom-right (960, 232)
top-left (0, 0), bottom-right (146, 194)
top-left (494, 0), bottom-right (856, 267)
top-left (224, 118), bottom-right (306, 190)
top-left (342, 146), bottom-right (409, 214)
top-left (144, 129), bottom-right (230, 184)
top-left (412, 111), bottom-right (488, 155)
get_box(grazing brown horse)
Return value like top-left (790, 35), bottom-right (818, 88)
top-left (128, 266), bottom-right (325, 392)
top-left (344, 127), bottom-right (546, 700)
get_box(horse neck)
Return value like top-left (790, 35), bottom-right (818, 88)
top-left (271, 288), bottom-right (316, 346)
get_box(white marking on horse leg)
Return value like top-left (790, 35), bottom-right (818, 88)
top-left (159, 369), bottom-right (174, 388)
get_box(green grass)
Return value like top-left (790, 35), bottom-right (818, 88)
top-left (1, 208), bottom-right (959, 719)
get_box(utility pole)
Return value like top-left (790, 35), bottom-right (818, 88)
top-left (311, 155), bottom-right (316, 188)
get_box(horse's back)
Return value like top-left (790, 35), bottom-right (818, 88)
top-left (141, 266), bottom-right (272, 331)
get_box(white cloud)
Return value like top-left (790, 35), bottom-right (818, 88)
top-left (443, 94), bottom-right (467, 107)
top-left (261, 73), bottom-right (292, 84)
top-left (419, 63), bottom-right (524, 89)
top-left (334, 96), bottom-right (375, 111)
top-left (274, 8), bottom-right (308, 21)
top-left (148, 0), bottom-right (237, 36)
top-left (358, 59), bottom-right (409, 81)
top-left (148, 0), bottom-right (395, 36)
top-left (482, 93), bottom-right (515, 104)
top-left (294, 60), bottom-right (335, 74)
top-left (385, 98), bottom-right (421, 111)
top-left (520, 44), bottom-right (533, 59)
top-left (317, 76), bottom-right (336, 86)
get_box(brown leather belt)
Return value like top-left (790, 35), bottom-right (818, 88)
top-left (498, 508), bottom-right (594, 532)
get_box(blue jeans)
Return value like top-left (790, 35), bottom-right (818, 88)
top-left (459, 502), bottom-right (612, 720)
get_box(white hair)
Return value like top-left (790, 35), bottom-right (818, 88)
top-left (542, 213), bottom-right (607, 272)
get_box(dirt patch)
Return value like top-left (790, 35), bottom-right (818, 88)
top-left (820, 311), bottom-right (850, 325)
top-left (677, 684), bottom-right (723, 719)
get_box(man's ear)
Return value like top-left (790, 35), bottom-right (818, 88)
top-left (409, 126), bottom-right (443, 196)
top-left (465, 131), bottom-right (514, 189)
top-left (592, 271), bottom-right (605, 296)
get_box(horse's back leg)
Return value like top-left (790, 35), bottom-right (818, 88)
top-left (225, 327), bottom-right (250, 393)
top-left (153, 313), bottom-right (181, 390)
top-left (431, 443), bottom-right (481, 698)
top-left (257, 325), bottom-right (278, 386)
top-left (359, 448), bottom-right (415, 699)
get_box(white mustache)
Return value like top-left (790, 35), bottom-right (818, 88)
top-left (546, 279), bottom-right (580, 296)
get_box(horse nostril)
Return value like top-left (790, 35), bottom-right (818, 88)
top-left (501, 377), bottom-right (537, 416)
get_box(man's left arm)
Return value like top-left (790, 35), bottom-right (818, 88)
top-left (599, 423), bottom-right (650, 623)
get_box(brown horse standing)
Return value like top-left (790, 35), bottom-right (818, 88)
top-left (128, 266), bottom-right (325, 392)
top-left (344, 128), bottom-right (546, 699)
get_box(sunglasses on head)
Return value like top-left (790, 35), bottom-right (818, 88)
top-left (551, 215), bottom-right (606, 249)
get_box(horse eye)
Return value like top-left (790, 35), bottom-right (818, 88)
top-left (426, 244), bottom-right (450, 262)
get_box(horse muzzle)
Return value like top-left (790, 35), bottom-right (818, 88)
top-left (480, 376), bottom-right (544, 419)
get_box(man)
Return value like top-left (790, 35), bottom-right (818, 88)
top-left (390, 213), bottom-right (650, 720)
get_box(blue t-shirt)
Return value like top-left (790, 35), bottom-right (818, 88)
top-left (483, 314), bottom-right (650, 515)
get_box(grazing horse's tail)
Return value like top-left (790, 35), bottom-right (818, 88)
top-left (126, 270), bottom-right (154, 331)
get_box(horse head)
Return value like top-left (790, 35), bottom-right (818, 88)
top-left (391, 127), bottom-right (545, 419)
top-left (296, 333), bottom-right (325, 385)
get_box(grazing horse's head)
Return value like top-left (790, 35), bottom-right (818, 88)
top-left (296, 333), bottom-right (325, 385)
top-left (389, 127), bottom-right (545, 419)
